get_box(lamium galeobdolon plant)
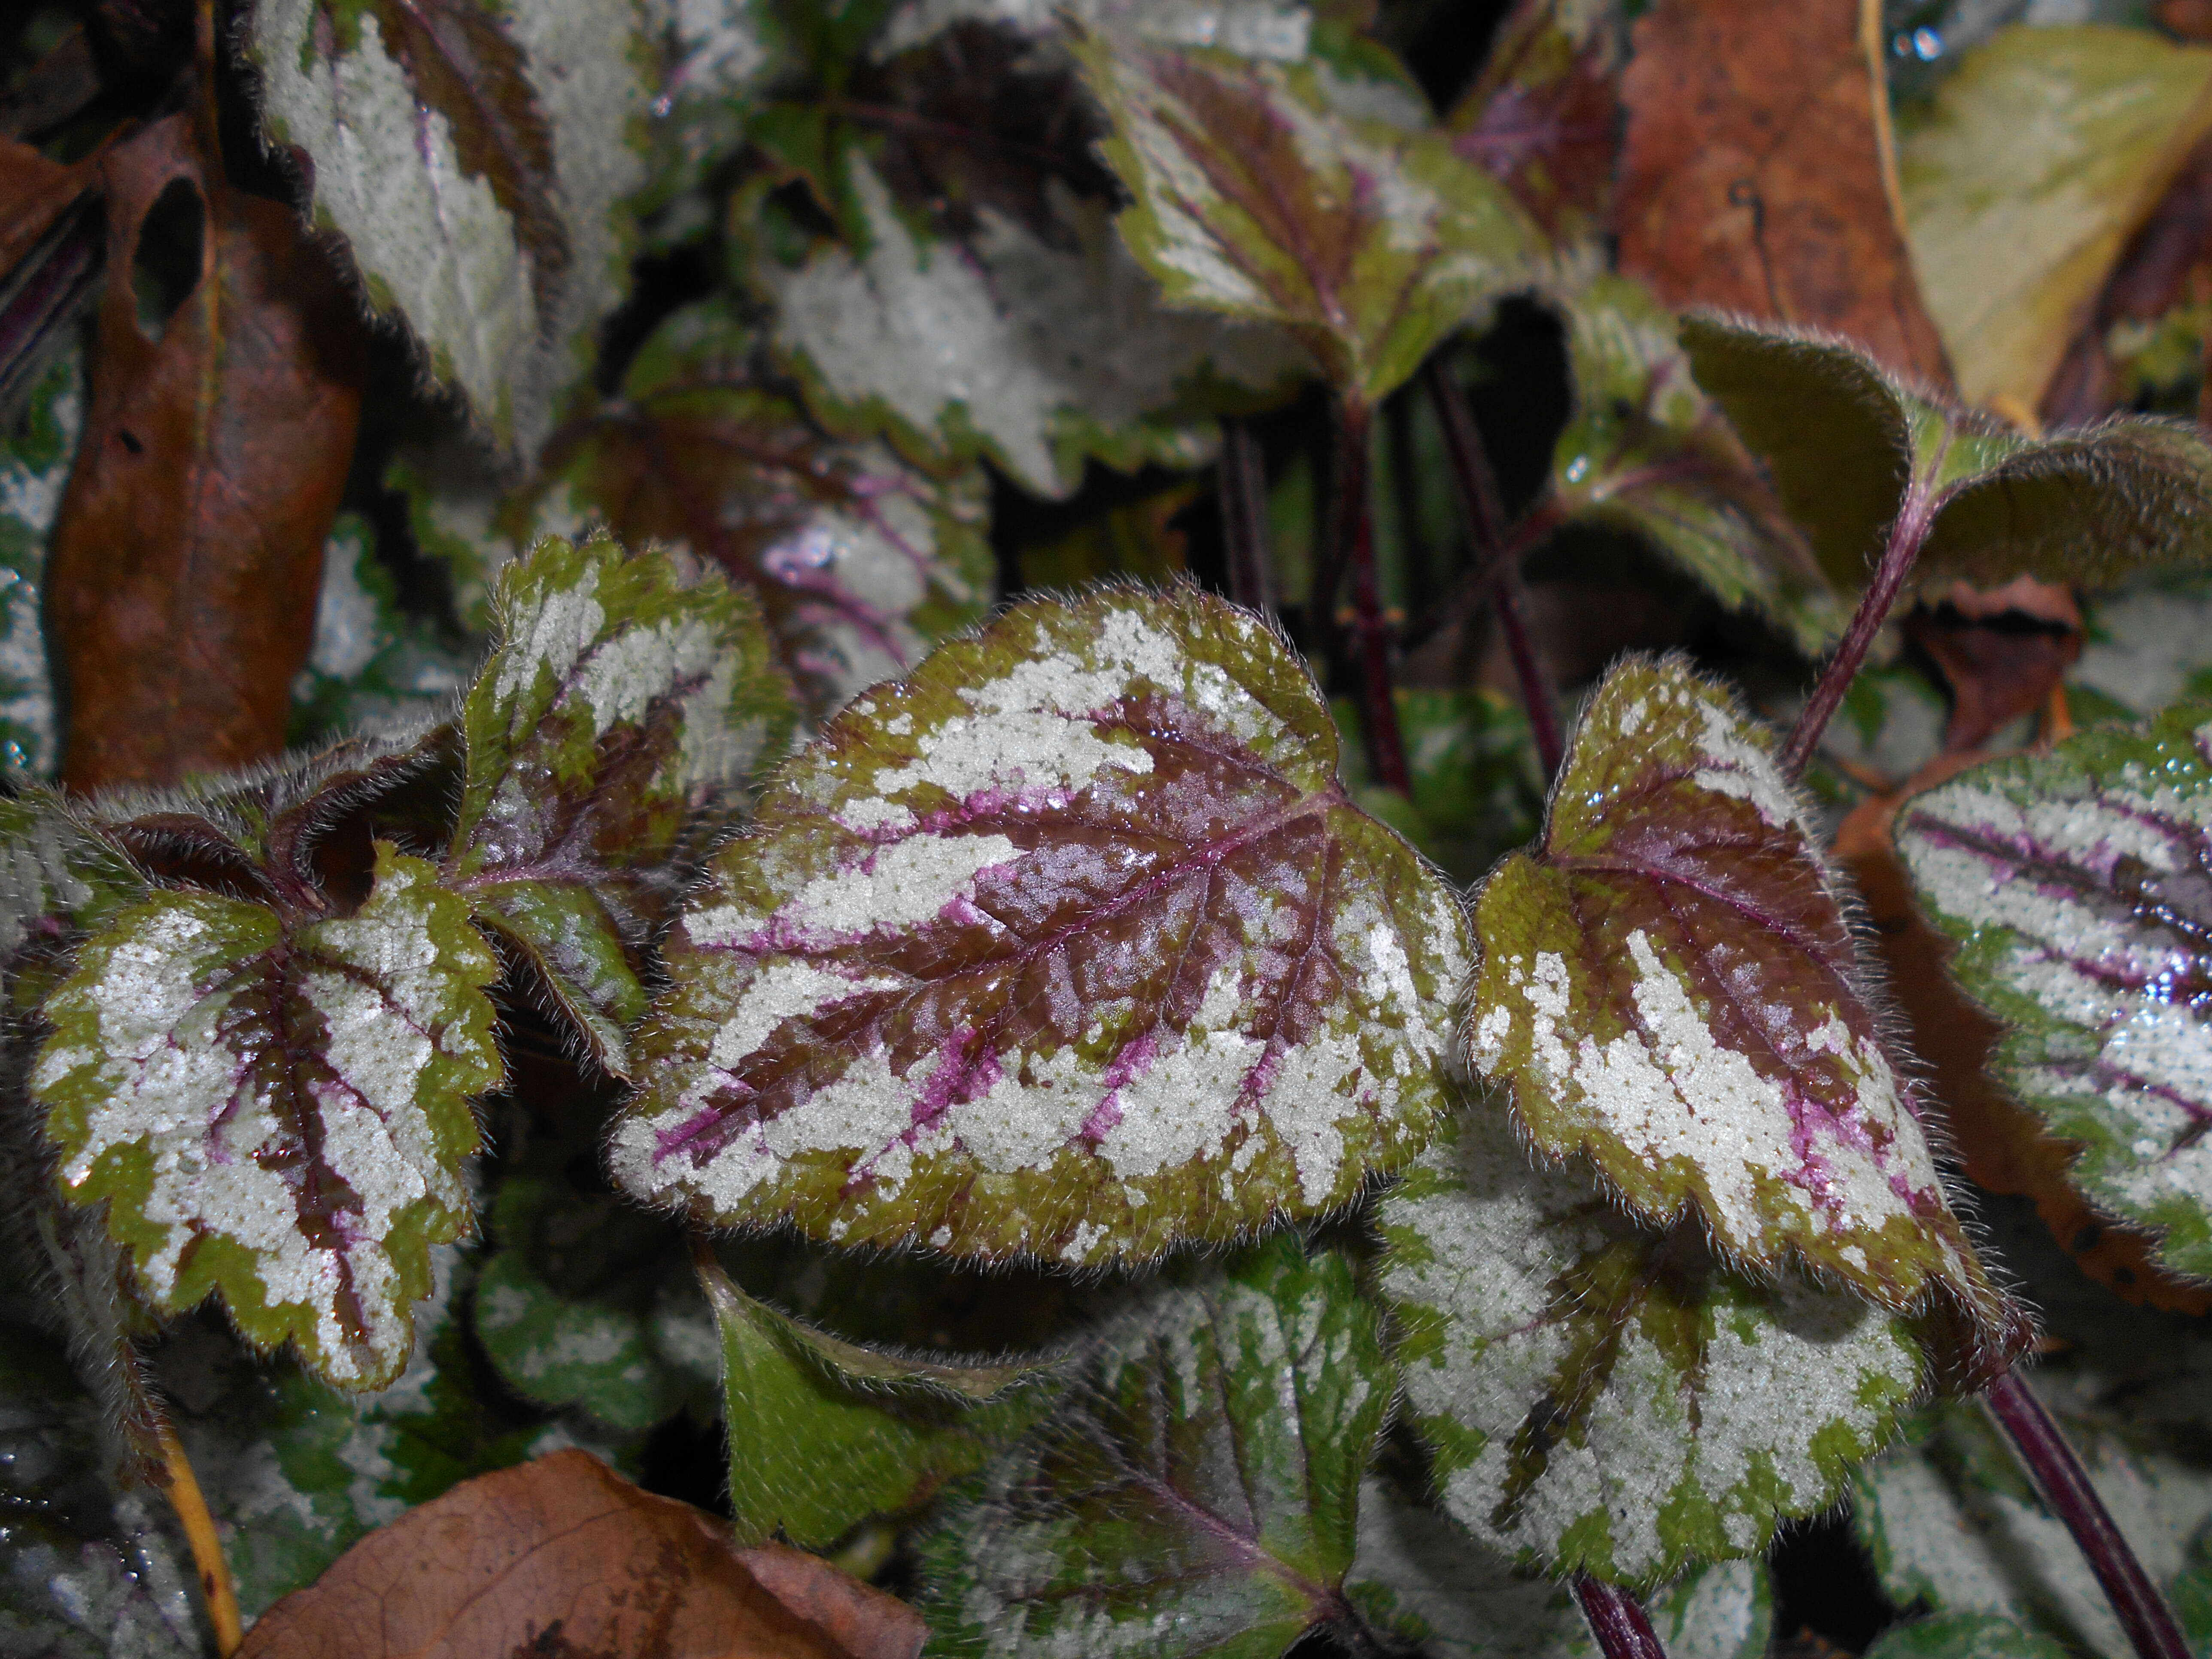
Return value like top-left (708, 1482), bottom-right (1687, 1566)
top-left (17, 0), bottom-right (2212, 1657)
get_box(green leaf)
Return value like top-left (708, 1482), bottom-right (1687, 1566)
top-left (1680, 313), bottom-right (2212, 589)
top-left (1555, 279), bottom-right (1844, 656)
top-left (34, 842), bottom-right (504, 1388)
top-left (921, 1236), bottom-right (1393, 1657)
top-left (1468, 656), bottom-right (2024, 1377)
top-left (1895, 698), bottom-right (2212, 1284)
top-left (755, 154), bottom-right (1303, 499)
top-left (520, 302), bottom-right (995, 714)
top-left (699, 1257), bottom-right (1054, 1548)
top-left (612, 588), bottom-right (1471, 1264)
top-left (451, 533), bottom-right (793, 1075)
top-left (1446, 0), bottom-right (1617, 254)
top-left (0, 787), bottom-right (151, 964)
top-left (1898, 24), bottom-right (2212, 416)
top-left (0, 346), bottom-right (76, 776)
top-left (1862, 1614), bottom-right (2076, 1659)
top-left (1349, 1482), bottom-right (1774, 1659)
top-left (1378, 1100), bottom-right (1923, 1586)
top-left (1855, 1393), bottom-right (2212, 1659)
top-left (289, 515), bottom-right (475, 746)
top-left (1076, 32), bottom-right (1538, 404)
top-left (246, 0), bottom-right (654, 453)
top-left (473, 1175), bottom-right (716, 1431)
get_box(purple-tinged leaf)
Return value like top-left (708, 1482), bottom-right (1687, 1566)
top-left (1468, 656), bottom-right (2027, 1384)
top-left (610, 587), bottom-right (1470, 1263)
top-left (1896, 699), bottom-right (2212, 1285)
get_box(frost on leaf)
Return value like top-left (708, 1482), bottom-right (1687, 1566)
top-left (1553, 280), bottom-right (1844, 657)
top-left (1378, 1101), bottom-right (1923, 1586)
top-left (33, 844), bottom-right (503, 1388)
top-left (451, 534), bottom-right (793, 1075)
top-left (1349, 1483), bottom-right (1773, 1659)
top-left (1894, 701), bottom-right (2212, 1284)
top-left (1076, 32), bottom-right (1538, 405)
top-left (246, 0), bottom-right (652, 454)
top-left (920, 1236), bottom-right (1392, 1657)
top-left (1468, 656), bottom-right (2025, 1382)
top-left (757, 155), bottom-right (1303, 499)
top-left (1680, 314), bottom-right (2212, 592)
top-left (520, 302), bottom-right (995, 712)
top-left (699, 1257), bottom-right (1053, 1548)
top-left (611, 587), bottom-right (1471, 1264)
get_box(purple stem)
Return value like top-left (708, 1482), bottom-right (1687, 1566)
top-left (1422, 355), bottom-right (1567, 782)
top-left (1777, 483), bottom-right (1938, 782)
top-left (1573, 1574), bottom-right (1671, 1659)
top-left (1218, 417), bottom-right (1276, 616)
top-left (1984, 1370), bottom-right (2192, 1659)
top-left (1332, 400), bottom-right (1412, 795)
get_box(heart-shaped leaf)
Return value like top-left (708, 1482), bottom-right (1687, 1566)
top-left (1553, 279), bottom-right (1844, 656)
top-left (34, 843), bottom-right (503, 1388)
top-left (450, 533), bottom-right (793, 1075)
top-left (1895, 699), bottom-right (2212, 1284)
top-left (699, 1257), bottom-right (1055, 1547)
top-left (1075, 32), bottom-right (1538, 405)
top-left (1680, 314), bottom-right (2212, 591)
top-left (1468, 655), bottom-right (2025, 1380)
top-left (246, 0), bottom-right (653, 453)
top-left (611, 587), bottom-right (1471, 1264)
top-left (1379, 1100), bottom-right (1924, 1586)
top-left (920, 1236), bottom-right (1393, 1657)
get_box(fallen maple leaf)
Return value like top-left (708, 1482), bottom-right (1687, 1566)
top-left (45, 110), bottom-right (365, 791)
top-left (1615, 0), bottom-right (1951, 386)
top-left (237, 1450), bottom-right (925, 1659)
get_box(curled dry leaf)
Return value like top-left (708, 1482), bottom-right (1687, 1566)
top-left (1614, 0), bottom-right (1951, 386)
top-left (46, 113), bottom-right (367, 791)
top-left (1898, 699), bottom-right (2212, 1285)
top-left (612, 587), bottom-right (1471, 1265)
top-left (237, 1449), bottom-right (922, 1659)
top-left (1468, 656), bottom-right (2027, 1383)
top-left (1075, 31), bottom-right (1538, 404)
top-left (1380, 1100), bottom-right (1923, 1586)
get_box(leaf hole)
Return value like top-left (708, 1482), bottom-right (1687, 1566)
top-left (130, 178), bottom-right (205, 343)
top-left (116, 428), bottom-right (142, 454)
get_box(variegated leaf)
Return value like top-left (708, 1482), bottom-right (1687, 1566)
top-left (758, 155), bottom-right (1302, 499)
top-left (33, 844), bottom-right (503, 1388)
top-left (1680, 314), bottom-right (2212, 591)
top-left (1468, 656), bottom-right (2024, 1377)
top-left (0, 346), bottom-right (76, 776)
top-left (1895, 700), bottom-right (2212, 1283)
top-left (611, 588), bottom-right (1470, 1264)
top-left (246, 0), bottom-right (653, 454)
top-left (875, 0), bottom-right (1313, 61)
top-left (1075, 33), bottom-right (1538, 404)
top-left (701, 1257), bottom-right (1054, 1547)
top-left (450, 534), bottom-right (793, 1074)
top-left (518, 302), bottom-right (995, 712)
top-left (1555, 278), bottom-right (1844, 656)
top-left (0, 788), bottom-right (149, 963)
top-left (291, 515), bottom-right (475, 743)
top-left (1378, 1100), bottom-right (1923, 1586)
top-left (1349, 1485), bottom-right (1773, 1659)
top-left (1862, 1615), bottom-right (2075, 1659)
top-left (920, 1236), bottom-right (1393, 1657)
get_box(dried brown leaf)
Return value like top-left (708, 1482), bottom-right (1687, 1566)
top-left (1615, 0), bottom-right (1951, 386)
top-left (238, 1450), bottom-right (904, 1658)
top-left (46, 112), bottom-right (366, 790)
top-left (1905, 577), bottom-right (2084, 753)
top-left (0, 136), bottom-right (97, 276)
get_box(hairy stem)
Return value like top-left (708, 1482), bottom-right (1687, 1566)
top-left (1983, 1370), bottom-right (2191, 1659)
top-left (1333, 399), bottom-right (1412, 794)
top-left (1777, 486), bottom-right (1936, 781)
top-left (1573, 1574), bottom-right (1671, 1659)
top-left (1218, 417), bottom-right (1276, 616)
top-left (1423, 356), bottom-right (1566, 781)
top-left (159, 1421), bottom-right (242, 1656)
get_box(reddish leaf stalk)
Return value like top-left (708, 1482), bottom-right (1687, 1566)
top-left (1778, 485), bottom-right (1938, 782)
top-left (1218, 416), bottom-right (1276, 616)
top-left (1332, 400), bottom-right (1412, 795)
top-left (1422, 356), bottom-right (1566, 781)
top-left (1983, 1370), bottom-right (2192, 1659)
top-left (1573, 1574), bottom-right (1671, 1659)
